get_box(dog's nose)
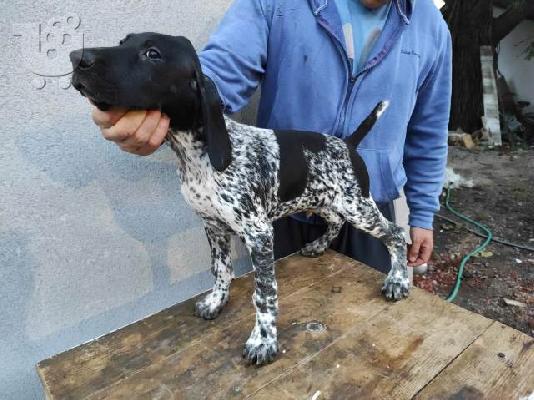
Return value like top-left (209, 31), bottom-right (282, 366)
top-left (70, 49), bottom-right (95, 70)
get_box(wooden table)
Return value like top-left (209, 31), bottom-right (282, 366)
top-left (37, 250), bottom-right (534, 400)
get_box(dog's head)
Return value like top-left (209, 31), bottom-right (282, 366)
top-left (69, 32), bottom-right (231, 171)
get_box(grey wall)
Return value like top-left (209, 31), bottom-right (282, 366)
top-left (0, 2), bottom-right (257, 398)
top-left (495, 14), bottom-right (534, 113)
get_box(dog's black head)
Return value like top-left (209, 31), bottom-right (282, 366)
top-left (69, 32), bottom-right (231, 171)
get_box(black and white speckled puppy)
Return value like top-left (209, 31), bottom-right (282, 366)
top-left (70, 33), bottom-right (410, 365)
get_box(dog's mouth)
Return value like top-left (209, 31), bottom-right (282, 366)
top-left (89, 98), bottom-right (112, 111)
top-left (71, 74), bottom-right (113, 111)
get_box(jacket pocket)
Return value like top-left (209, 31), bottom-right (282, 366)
top-left (357, 149), bottom-right (401, 203)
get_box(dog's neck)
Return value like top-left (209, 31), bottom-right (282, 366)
top-left (165, 127), bottom-right (211, 181)
top-left (166, 127), bottom-right (204, 156)
top-left (166, 116), bottom-right (235, 179)
top-left (166, 114), bottom-right (233, 157)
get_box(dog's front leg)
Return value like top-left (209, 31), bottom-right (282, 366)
top-left (195, 222), bottom-right (234, 320)
top-left (242, 223), bottom-right (278, 365)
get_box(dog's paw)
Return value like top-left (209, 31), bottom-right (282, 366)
top-left (195, 292), bottom-right (228, 320)
top-left (300, 245), bottom-right (325, 258)
top-left (243, 337), bottom-right (278, 365)
top-left (382, 272), bottom-right (410, 301)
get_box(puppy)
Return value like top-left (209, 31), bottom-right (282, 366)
top-left (70, 33), bottom-right (409, 365)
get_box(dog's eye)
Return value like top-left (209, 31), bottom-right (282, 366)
top-left (144, 48), bottom-right (161, 60)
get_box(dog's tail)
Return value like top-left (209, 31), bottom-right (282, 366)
top-left (344, 101), bottom-right (389, 148)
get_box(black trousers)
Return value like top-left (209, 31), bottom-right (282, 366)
top-left (273, 202), bottom-right (395, 274)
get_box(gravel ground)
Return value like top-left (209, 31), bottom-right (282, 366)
top-left (413, 146), bottom-right (534, 336)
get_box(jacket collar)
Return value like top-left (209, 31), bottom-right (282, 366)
top-left (309, 0), bottom-right (413, 23)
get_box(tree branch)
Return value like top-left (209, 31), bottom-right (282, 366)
top-left (492, 0), bottom-right (533, 46)
top-left (494, 0), bottom-right (534, 18)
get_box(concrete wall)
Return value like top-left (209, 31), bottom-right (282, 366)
top-left (495, 8), bottom-right (534, 113)
top-left (0, 2), bottom-right (258, 398)
top-left (0, 1), bottom-right (418, 398)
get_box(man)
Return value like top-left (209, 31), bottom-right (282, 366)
top-left (92, 0), bottom-right (452, 273)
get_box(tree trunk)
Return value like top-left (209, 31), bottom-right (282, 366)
top-left (444, 0), bottom-right (532, 134)
top-left (444, 0), bottom-right (493, 133)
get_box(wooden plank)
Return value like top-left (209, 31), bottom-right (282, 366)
top-left (480, 45), bottom-right (502, 147)
top-left (251, 290), bottom-right (493, 399)
top-left (37, 251), bottom-right (532, 400)
top-left (415, 322), bottom-right (534, 400)
top-left (37, 251), bottom-right (355, 399)
top-left (85, 254), bottom-right (392, 399)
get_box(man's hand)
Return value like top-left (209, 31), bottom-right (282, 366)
top-left (408, 227), bottom-right (433, 267)
top-left (91, 106), bottom-right (170, 156)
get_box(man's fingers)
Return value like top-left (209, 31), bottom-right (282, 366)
top-left (408, 239), bottom-right (421, 263)
top-left (128, 110), bottom-right (162, 146)
top-left (149, 114), bottom-right (171, 148)
top-left (419, 241), bottom-right (433, 264)
top-left (92, 104), bottom-right (168, 156)
top-left (408, 228), bottom-right (434, 266)
top-left (116, 114), bottom-right (170, 156)
top-left (134, 115), bottom-right (170, 155)
top-left (92, 106), bottom-right (127, 129)
top-left (119, 111), bottom-right (168, 150)
top-left (101, 110), bottom-right (148, 142)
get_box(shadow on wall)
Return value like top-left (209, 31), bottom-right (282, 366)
top-left (0, 230), bottom-right (40, 399)
top-left (16, 117), bottom-right (201, 290)
top-left (0, 228), bottom-right (251, 399)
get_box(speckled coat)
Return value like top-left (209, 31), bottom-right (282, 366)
top-left (69, 32), bottom-right (410, 366)
top-left (166, 109), bottom-right (409, 365)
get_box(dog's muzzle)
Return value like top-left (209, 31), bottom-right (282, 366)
top-left (69, 49), bottom-right (112, 110)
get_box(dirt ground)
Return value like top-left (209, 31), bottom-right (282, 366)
top-left (413, 146), bottom-right (534, 337)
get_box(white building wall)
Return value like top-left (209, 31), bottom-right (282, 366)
top-left (496, 9), bottom-right (534, 113)
top-left (1, 2), bottom-right (253, 399)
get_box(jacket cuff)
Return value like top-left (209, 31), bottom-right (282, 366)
top-left (408, 208), bottom-right (435, 230)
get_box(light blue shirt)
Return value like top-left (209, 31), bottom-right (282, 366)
top-left (334, 0), bottom-right (392, 73)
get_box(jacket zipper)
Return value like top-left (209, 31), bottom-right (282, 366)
top-left (339, 74), bottom-right (357, 138)
top-left (315, 14), bottom-right (362, 139)
top-left (329, 34), bottom-right (357, 138)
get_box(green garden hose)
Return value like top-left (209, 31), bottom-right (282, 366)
top-left (443, 186), bottom-right (494, 302)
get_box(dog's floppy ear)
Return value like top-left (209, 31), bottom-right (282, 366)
top-left (119, 33), bottom-right (133, 45)
top-left (193, 62), bottom-right (232, 172)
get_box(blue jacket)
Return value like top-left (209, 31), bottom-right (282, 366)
top-left (199, 0), bottom-right (452, 229)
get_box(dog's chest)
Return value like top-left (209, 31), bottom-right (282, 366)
top-left (180, 169), bottom-right (216, 217)
top-left (167, 131), bottom-right (219, 218)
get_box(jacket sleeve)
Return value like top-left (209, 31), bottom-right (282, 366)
top-left (198, 0), bottom-right (270, 114)
top-left (403, 25), bottom-right (452, 230)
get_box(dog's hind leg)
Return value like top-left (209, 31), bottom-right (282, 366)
top-left (300, 210), bottom-right (343, 257)
top-left (335, 193), bottom-right (409, 301)
top-left (240, 220), bottom-right (278, 365)
top-left (195, 222), bottom-right (234, 320)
